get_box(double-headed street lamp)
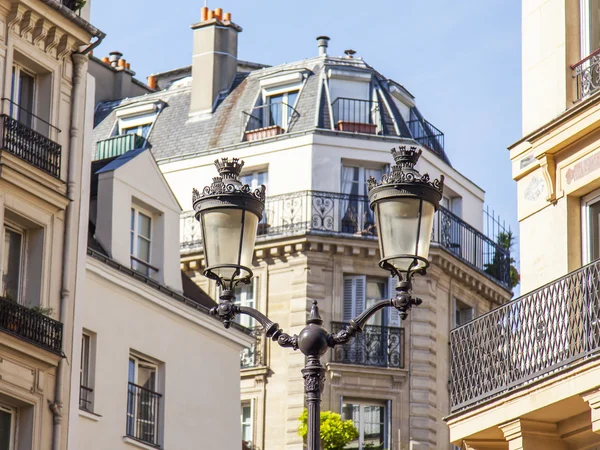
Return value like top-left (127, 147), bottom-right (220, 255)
top-left (192, 147), bottom-right (444, 450)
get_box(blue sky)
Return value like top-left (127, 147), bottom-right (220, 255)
top-left (91, 0), bottom-right (522, 286)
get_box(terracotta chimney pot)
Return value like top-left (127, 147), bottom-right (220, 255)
top-left (126, 62), bottom-right (131, 69)
top-left (224, 12), bottom-right (231, 21)
top-left (118, 58), bottom-right (126, 68)
top-left (215, 7), bottom-right (223, 20)
top-left (201, 6), bottom-right (209, 21)
top-left (148, 75), bottom-right (157, 90)
top-left (209, 9), bottom-right (215, 19)
top-left (101, 56), bottom-right (110, 64)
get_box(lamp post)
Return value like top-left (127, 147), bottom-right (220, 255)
top-left (192, 147), bottom-right (443, 450)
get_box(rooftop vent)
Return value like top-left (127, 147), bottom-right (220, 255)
top-left (317, 36), bottom-right (330, 56)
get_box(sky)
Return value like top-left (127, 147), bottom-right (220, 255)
top-left (90, 0), bottom-right (522, 289)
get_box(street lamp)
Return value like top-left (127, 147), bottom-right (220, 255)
top-left (192, 147), bottom-right (443, 450)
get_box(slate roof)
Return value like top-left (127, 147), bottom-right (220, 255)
top-left (93, 54), bottom-right (452, 166)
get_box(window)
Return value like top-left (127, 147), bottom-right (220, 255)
top-left (343, 275), bottom-right (397, 326)
top-left (80, 332), bottom-right (95, 412)
top-left (341, 165), bottom-right (383, 235)
top-left (240, 171), bottom-right (268, 230)
top-left (582, 0), bottom-right (600, 57)
top-left (582, 190), bottom-right (600, 263)
top-left (453, 298), bottom-right (474, 328)
top-left (117, 113), bottom-right (155, 138)
top-left (11, 65), bottom-right (35, 129)
top-left (342, 401), bottom-right (389, 450)
top-left (265, 90), bottom-right (298, 131)
top-left (234, 280), bottom-right (256, 328)
top-left (441, 195), bottom-right (462, 218)
top-left (0, 405), bottom-right (15, 450)
top-left (2, 227), bottom-right (23, 302)
top-left (127, 355), bottom-right (161, 446)
top-left (130, 207), bottom-right (153, 277)
top-left (241, 401), bottom-right (253, 445)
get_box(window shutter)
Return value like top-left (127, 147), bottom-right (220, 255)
top-left (354, 276), bottom-right (365, 317)
top-left (387, 277), bottom-right (400, 327)
top-left (343, 277), bottom-right (355, 322)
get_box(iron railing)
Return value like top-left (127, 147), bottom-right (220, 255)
top-left (80, 385), bottom-right (94, 412)
top-left (0, 296), bottom-right (63, 354)
top-left (433, 207), bottom-right (511, 289)
top-left (181, 191), bottom-right (511, 289)
top-left (241, 327), bottom-right (265, 369)
top-left (0, 114), bottom-right (61, 178)
top-left (407, 118), bottom-right (445, 154)
top-left (572, 48), bottom-right (600, 102)
top-left (126, 382), bottom-right (161, 447)
top-left (450, 258), bottom-right (600, 412)
top-left (242, 102), bottom-right (299, 135)
top-left (330, 322), bottom-right (405, 368)
top-left (96, 134), bottom-right (148, 160)
top-left (331, 97), bottom-right (380, 133)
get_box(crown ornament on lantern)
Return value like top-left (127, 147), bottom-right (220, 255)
top-left (367, 146), bottom-right (444, 193)
top-left (192, 157), bottom-right (266, 206)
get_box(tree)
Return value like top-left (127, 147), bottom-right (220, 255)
top-left (297, 409), bottom-right (359, 450)
top-left (485, 230), bottom-right (520, 289)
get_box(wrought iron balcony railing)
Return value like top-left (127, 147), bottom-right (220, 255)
top-left (242, 103), bottom-right (300, 141)
top-left (330, 322), bottom-right (405, 369)
top-left (450, 258), bottom-right (600, 412)
top-left (181, 191), bottom-right (510, 288)
top-left (96, 134), bottom-right (149, 160)
top-left (79, 385), bottom-right (94, 412)
top-left (0, 114), bottom-right (61, 178)
top-left (331, 97), bottom-right (381, 134)
top-left (241, 327), bottom-right (265, 369)
top-left (572, 48), bottom-right (600, 102)
top-left (0, 296), bottom-right (63, 354)
top-left (407, 118), bottom-right (445, 155)
top-left (126, 382), bottom-right (161, 447)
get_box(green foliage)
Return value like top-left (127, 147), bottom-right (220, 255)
top-left (484, 230), bottom-right (520, 290)
top-left (30, 306), bottom-right (55, 317)
top-left (297, 409), bottom-right (359, 450)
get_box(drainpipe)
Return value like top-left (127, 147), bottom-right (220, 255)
top-left (49, 48), bottom-right (96, 450)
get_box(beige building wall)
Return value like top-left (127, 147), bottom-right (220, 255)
top-left (0, 1), bottom-right (99, 450)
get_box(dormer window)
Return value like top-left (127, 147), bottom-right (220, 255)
top-left (113, 102), bottom-right (163, 139)
top-left (130, 207), bottom-right (154, 277)
top-left (265, 90), bottom-right (299, 130)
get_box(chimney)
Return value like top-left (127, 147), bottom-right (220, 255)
top-left (317, 36), bottom-right (330, 56)
top-left (109, 51), bottom-right (122, 68)
top-left (190, 7), bottom-right (242, 115)
top-left (147, 75), bottom-right (157, 90)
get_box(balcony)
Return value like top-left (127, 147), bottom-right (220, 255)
top-left (0, 114), bottom-right (61, 178)
top-left (450, 258), bottom-right (600, 413)
top-left (242, 103), bottom-right (299, 141)
top-left (127, 382), bottom-right (161, 447)
top-left (241, 327), bottom-right (265, 369)
top-left (331, 97), bottom-right (380, 134)
top-left (572, 49), bottom-right (600, 102)
top-left (0, 295), bottom-right (63, 354)
top-left (330, 322), bottom-right (405, 369)
top-left (181, 191), bottom-right (510, 289)
top-left (96, 134), bottom-right (149, 160)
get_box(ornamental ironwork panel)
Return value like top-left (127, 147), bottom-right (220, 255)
top-left (450, 259), bottom-right (600, 412)
top-left (573, 50), bottom-right (600, 101)
top-left (1, 114), bottom-right (61, 178)
top-left (0, 295), bottom-right (63, 354)
top-left (241, 327), bottom-right (265, 369)
top-left (180, 192), bottom-right (510, 288)
top-left (126, 382), bottom-right (161, 447)
top-left (432, 206), bottom-right (511, 289)
top-left (330, 322), bottom-right (405, 369)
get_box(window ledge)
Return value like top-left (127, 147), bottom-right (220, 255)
top-left (123, 436), bottom-right (161, 450)
top-left (79, 409), bottom-right (102, 422)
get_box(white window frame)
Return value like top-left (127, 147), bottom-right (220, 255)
top-left (117, 113), bottom-right (157, 138)
top-left (10, 64), bottom-right (37, 127)
top-left (343, 275), bottom-right (396, 326)
top-left (130, 206), bottom-right (154, 276)
top-left (0, 404), bottom-right (17, 450)
top-left (240, 170), bottom-right (268, 190)
top-left (80, 332), bottom-right (95, 412)
top-left (127, 354), bottom-right (160, 445)
top-left (241, 400), bottom-right (254, 444)
top-left (262, 87), bottom-right (300, 131)
top-left (582, 0), bottom-right (595, 57)
top-left (582, 189), bottom-right (600, 264)
top-left (234, 279), bottom-right (257, 328)
top-left (1, 223), bottom-right (25, 303)
top-left (342, 400), bottom-right (389, 450)
top-left (453, 298), bottom-right (475, 328)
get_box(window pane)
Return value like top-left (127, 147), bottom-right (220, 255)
top-left (363, 405), bottom-right (385, 447)
top-left (590, 200), bottom-right (600, 261)
top-left (3, 229), bottom-right (22, 301)
top-left (138, 212), bottom-right (151, 239)
top-left (138, 365), bottom-right (156, 391)
top-left (241, 404), bottom-right (252, 441)
top-left (0, 409), bottom-right (11, 450)
top-left (18, 71), bottom-right (35, 128)
top-left (366, 279), bottom-right (386, 326)
top-left (128, 358), bottom-right (135, 383)
top-left (81, 335), bottom-right (90, 384)
top-left (590, 0), bottom-right (600, 53)
top-left (267, 94), bottom-right (284, 128)
top-left (342, 404), bottom-right (360, 449)
top-left (137, 237), bottom-right (151, 263)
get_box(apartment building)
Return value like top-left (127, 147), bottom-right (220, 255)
top-left (90, 7), bottom-right (513, 449)
top-left (0, 1), bottom-right (104, 450)
top-left (65, 143), bottom-right (254, 450)
top-left (446, 1), bottom-right (600, 449)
